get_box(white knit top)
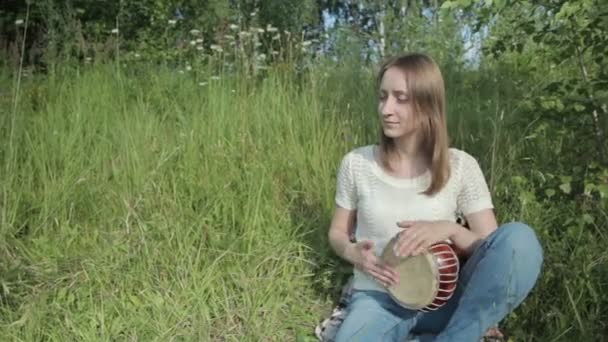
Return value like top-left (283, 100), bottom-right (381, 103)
top-left (335, 145), bottom-right (494, 292)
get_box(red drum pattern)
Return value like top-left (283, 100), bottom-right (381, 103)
top-left (421, 243), bottom-right (459, 311)
top-left (382, 239), bottom-right (460, 312)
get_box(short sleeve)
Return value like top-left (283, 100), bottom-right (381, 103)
top-left (456, 152), bottom-right (494, 215)
top-left (335, 153), bottom-right (358, 210)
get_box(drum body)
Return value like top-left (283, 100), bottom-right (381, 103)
top-left (381, 238), bottom-right (459, 312)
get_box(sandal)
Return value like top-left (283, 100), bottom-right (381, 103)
top-left (481, 327), bottom-right (506, 342)
top-left (314, 306), bottom-right (348, 342)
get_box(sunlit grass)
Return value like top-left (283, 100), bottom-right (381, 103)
top-left (1, 60), bottom-right (606, 341)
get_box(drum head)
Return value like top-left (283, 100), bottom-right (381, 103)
top-left (381, 238), bottom-right (439, 310)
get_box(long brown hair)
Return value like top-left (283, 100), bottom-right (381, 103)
top-left (376, 53), bottom-right (450, 195)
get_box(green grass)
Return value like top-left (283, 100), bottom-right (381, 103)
top-left (1, 61), bottom-right (606, 341)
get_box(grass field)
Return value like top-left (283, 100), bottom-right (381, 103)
top-left (1, 60), bottom-right (606, 341)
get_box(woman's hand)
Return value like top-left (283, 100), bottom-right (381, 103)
top-left (393, 220), bottom-right (457, 257)
top-left (346, 240), bottom-right (400, 288)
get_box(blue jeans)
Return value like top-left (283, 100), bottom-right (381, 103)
top-left (334, 222), bottom-right (543, 342)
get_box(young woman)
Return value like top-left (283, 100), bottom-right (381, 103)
top-left (328, 53), bottom-right (543, 341)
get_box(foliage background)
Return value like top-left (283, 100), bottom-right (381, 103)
top-left (1, 0), bottom-right (607, 340)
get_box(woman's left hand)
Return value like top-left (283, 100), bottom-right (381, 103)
top-left (393, 220), bottom-right (456, 257)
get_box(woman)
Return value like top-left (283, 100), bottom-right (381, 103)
top-left (328, 53), bottom-right (543, 341)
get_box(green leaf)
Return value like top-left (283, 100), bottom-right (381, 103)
top-left (511, 175), bottom-right (526, 185)
top-left (598, 184), bottom-right (608, 198)
top-left (559, 183), bottom-right (571, 194)
top-left (441, 1), bottom-right (458, 10)
top-left (582, 213), bottom-right (594, 224)
top-left (584, 182), bottom-right (597, 194)
top-left (556, 99), bottom-right (565, 112)
top-left (545, 189), bottom-right (556, 198)
top-left (457, 0), bottom-right (474, 8)
top-left (129, 294), bottom-right (142, 306)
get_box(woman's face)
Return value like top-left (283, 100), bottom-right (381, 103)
top-left (378, 67), bottom-right (418, 140)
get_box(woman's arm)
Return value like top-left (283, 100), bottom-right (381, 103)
top-left (449, 208), bottom-right (498, 256)
top-left (329, 205), bottom-right (400, 286)
top-left (328, 206), bottom-right (358, 263)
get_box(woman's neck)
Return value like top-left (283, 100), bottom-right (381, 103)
top-left (391, 135), bottom-right (426, 165)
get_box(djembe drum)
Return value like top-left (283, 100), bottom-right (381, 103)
top-left (381, 236), bottom-right (460, 312)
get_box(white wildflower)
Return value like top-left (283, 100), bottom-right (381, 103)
top-left (111, 28), bottom-right (119, 34)
top-left (196, 38), bottom-right (203, 43)
top-left (272, 34), bottom-right (280, 40)
top-left (199, 82), bottom-right (208, 86)
top-left (223, 34), bottom-right (234, 40)
top-left (250, 11), bottom-right (257, 17)
top-left (230, 24), bottom-right (239, 30)
top-left (134, 53), bottom-right (141, 58)
top-left (196, 45), bottom-right (204, 51)
top-left (85, 57), bottom-right (92, 63)
top-left (15, 19), bottom-right (24, 26)
top-left (301, 40), bottom-right (312, 47)
top-left (256, 28), bottom-right (264, 34)
top-left (231, 89), bottom-right (236, 93)
top-left (190, 29), bottom-right (201, 35)
top-left (178, 70), bottom-right (185, 74)
top-left (168, 19), bottom-right (177, 25)
top-left (186, 65), bottom-right (192, 71)
top-left (190, 40), bottom-right (196, 46)
top-left (210, 76), bottom-right (220, 81)
top-left (266, 25), bottom-right (278, 33)
top-left (210, 44), bottom-right (223, 52)
top-left (257, 53), bottom-right (266, 60)
top-left (271, 50), bottom-right (279, 55)
top-left (239, 31), bottom-right (251, 38)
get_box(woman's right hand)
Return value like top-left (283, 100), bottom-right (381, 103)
top-left (346, 240), bottom-right (399, 288)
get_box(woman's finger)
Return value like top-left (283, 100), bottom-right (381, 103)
top-left (394, 227), bottom-right (417, 253)
top-left (377, 263), bottom-right (399, 284)
top-left (366, 254), bottom-right (399, 284)
top-left (406, 231), bottom-right (428, 252)
top-left (399, 231), bottom-right (425, 257)
top-left (396, 220), bottom-right (415, 228)
top-left (367, 267), bottom-right (394, 287)
top-left (411, 242), bottom-right (429, 256)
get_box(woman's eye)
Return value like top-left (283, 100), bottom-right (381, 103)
top-left (397, 97), bottom-right (409, 103)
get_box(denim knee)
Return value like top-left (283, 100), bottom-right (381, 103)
top-left (490, 222), bottom-right (544, 269)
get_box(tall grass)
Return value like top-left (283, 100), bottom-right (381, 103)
top-left (1, 59), bottom-right (606, 341)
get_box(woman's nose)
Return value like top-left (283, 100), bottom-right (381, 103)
top-left (381, 98), bottom-right (395, 116)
